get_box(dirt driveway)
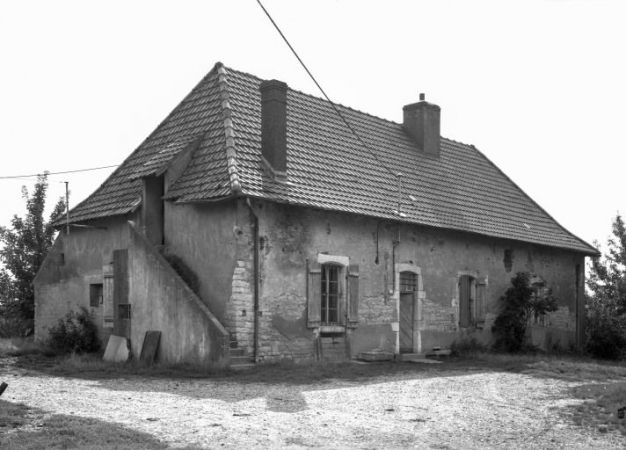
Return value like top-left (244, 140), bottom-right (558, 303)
top-left (1, 357), bottom-right (624, 449)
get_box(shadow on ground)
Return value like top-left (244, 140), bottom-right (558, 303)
top-left (0, 399), bottom-right (203, 450)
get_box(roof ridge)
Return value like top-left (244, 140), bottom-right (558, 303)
top-left (221, 64), bottom-right (404, 128)
top-left (222, 64), bottom-right (480, 151)
top-left (217, 65), bottom-right (242, 194)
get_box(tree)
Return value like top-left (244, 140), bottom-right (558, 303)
top-left (586, 214), bottom-right (626, 359)
top-left (492, 272), bottom-right (558, 352)
top-left (0, 173), bottom-right (65, 335)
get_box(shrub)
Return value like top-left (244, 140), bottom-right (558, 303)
top-left (47, 307), bottom-right (100, 354)
top-left (492, 272), bottom-right (558, 353)
top-left (586, 296), bottom-right (626, 360)
top-left (0, 312), bottom-right (33, 338)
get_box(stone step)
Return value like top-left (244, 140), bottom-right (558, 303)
top-left (230, 347), bottom-right (247, 357)
top-left (230, 355), bottom-right (255, 367)
top-left (398, 353), bottom-right (426, 362)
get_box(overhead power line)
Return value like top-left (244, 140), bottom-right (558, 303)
top-left (255, 0), bottom-right (398, 179)
top-left (0, 164), bottom-right (119, 180)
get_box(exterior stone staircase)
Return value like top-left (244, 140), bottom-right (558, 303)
top-left (229, 335), bottom-right (255, 368)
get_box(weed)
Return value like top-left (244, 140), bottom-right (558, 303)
top-left (0, 337), bottom-right (44, 357)
top-left (568, 381), bottom-right (626, 436)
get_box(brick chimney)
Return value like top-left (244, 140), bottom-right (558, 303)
top-left (403, 93), bottom-right (441, 157)
top-left (260, 79), bottom-right (288, 181)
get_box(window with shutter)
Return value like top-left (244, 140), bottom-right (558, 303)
top-left (307, 255), bottom-right (356, 329)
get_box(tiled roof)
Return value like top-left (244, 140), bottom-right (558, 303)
top-left (65, 62), bottom-right (597, 255)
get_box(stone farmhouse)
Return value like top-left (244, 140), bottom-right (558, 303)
top-left (34, 62), bottom-right (598, 365)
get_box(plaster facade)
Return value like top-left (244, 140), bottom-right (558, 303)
top-left (35, 196), bottom-right (586, 364)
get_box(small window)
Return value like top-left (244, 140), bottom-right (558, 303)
top-left (89, 284), bottom-right (103, 308)
top-left (400, 272), bottom-right (417, 292)
top-left (118, 304), bottom-right (131, 319)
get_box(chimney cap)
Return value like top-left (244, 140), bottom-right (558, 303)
top-left (260, 79), bottom-right (288, 92)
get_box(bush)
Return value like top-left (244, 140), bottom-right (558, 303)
top-left (586, 297), bottom-right (626, 360)
top-left (47, 307), bottom-right (100, 354)
top-left (0, 312), bottom-right (33, 338)
top-left (492, 272), bottom-right (558, 353)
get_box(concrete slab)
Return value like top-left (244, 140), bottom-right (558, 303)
top-left (103, 335), bottom-right (130, 362)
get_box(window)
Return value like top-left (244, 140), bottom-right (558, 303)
top-left (307, 257), bottom-right (359, 329)
top-left (400, 271), bottom-right (417, 292)
top-left (321, 264), bottom-right (340, 324)
top-left (89, 284), bottom-right (103, 308)
top-left (531, 279), bottom-right (548, 326)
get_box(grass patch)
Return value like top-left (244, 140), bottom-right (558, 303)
top-left (568, 382), bottom-right (626, 436)
top-left (461, 352), bottom-right (626, 381)
top-left (0, 400), bottom-right (31, 429)
top-left (0, 400), bottom-right (204, 450)
top-left (0, 337), bottom-right (49, 358)
top-left (27, 352), bottom-right (236, 380)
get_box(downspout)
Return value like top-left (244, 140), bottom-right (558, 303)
top-left (246, 198), bottom-right (260, 363)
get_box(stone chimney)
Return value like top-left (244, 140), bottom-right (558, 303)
top-left (260, 79), bottom-right (288, 181)
top-left (403, 93), bottom-right (441, 157)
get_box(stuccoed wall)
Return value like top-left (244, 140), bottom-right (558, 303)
top-left (127, 225), bottom-right (229, 363)
top-left (35, 218), bottom-right (229, 365)
top-left (34, 216), bottom-right (134, 344)
top-left (163, 199), bottom-right (255, 352)
top-left (245, 201), bottom-right (585, 359)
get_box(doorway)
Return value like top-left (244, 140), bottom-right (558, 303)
top-left (399, 271), bottom-right (417, 353)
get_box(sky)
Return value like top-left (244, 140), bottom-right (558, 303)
top-left (1, 0), bottom-right (625, 252)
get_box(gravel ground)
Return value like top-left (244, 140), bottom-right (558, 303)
top-left (1, 358), bottom-right (624, 449)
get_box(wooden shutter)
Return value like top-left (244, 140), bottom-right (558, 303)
top-left (476, 277), bottom-right (487, 320)
top-left (459, 275), bottom-right (471, 328)
top-left (307, 260), bottom-right (322, 328)
top-left (113, 249), bottom-right (131, 338)
top-left (347, 264), bottom-right (359, 328)
top-left (103, 264), bottom-right (114, 328)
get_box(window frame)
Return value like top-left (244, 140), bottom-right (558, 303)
top-left (307, 254), bottom-right (359, 330)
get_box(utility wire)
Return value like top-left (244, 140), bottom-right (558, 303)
top-left (0, 164), bottom-right (119, 180)
top-left (256, 0), bottom-right (399, 179)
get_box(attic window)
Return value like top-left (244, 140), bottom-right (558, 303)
top-left (503, 249), bottom-right (513, 273)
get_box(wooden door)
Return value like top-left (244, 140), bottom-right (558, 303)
top-left (399, 292), bottom-right (414, 352)
top-left (113, 249), bottom-right (131, 339)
